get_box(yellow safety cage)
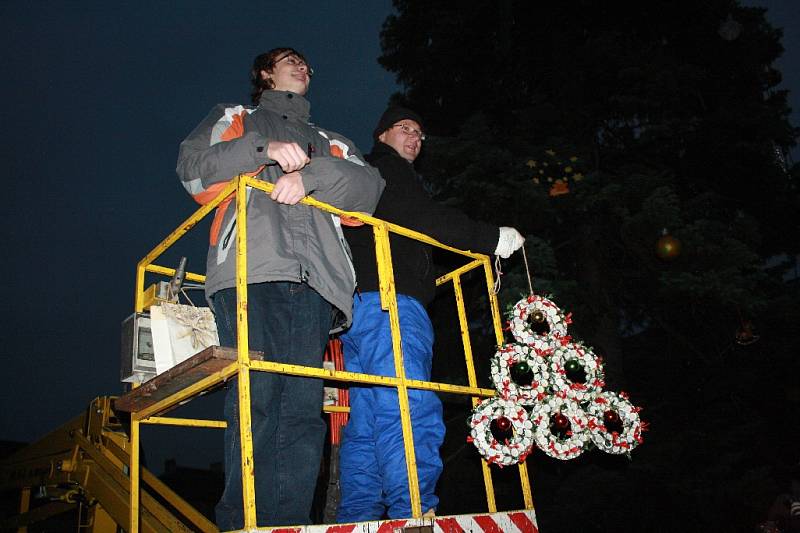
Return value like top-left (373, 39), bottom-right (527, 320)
top-left (127, 173), bottom-right (534, 531)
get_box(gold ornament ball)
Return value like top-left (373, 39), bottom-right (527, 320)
top-left (531, 310), bottom-right (546, 323)
top-left (656, 234), bottom-right (681, 260)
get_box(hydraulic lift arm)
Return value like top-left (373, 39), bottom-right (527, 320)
top-left (0, 396), bottom-right (216, 532)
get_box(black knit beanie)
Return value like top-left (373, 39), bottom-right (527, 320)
top-left (372, 106), bottom-right (424, 140)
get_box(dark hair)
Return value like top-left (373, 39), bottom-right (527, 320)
top-left (250, 47), bottom-right (310, 104)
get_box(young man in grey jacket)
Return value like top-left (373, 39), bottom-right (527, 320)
top-left (176, 48), bottom-right (384, 529)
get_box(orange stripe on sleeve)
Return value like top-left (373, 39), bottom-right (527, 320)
top-left (330, 144), bottom-right (344, 159)
top-left (220, 113), bottom-right (245, 142)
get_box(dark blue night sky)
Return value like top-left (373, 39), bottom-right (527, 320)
top-left (1, 1), bottom-right (797, 474)
top-left (0, 2), bottom-right (397, 466)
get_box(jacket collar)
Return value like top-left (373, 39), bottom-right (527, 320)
top-left (259, 90), bottom-right (311, 122)
top-left (370, 141), bottom-right (415, 166)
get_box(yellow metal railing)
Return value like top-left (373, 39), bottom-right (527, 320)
top-left (129, 174), bottom-right (533, 532)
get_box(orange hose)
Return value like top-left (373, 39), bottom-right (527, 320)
top-left (325, 339), bottom-right (349, 445)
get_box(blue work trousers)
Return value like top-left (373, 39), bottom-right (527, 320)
top-left (336, 292), bottom-right (444, 521)
top-left (212, 281), bottom-right (331, 530)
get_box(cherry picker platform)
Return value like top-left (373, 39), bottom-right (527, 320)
top-left (0, 174), bottom-right (538, 532)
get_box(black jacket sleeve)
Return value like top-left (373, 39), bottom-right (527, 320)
top-left (373, 151), bottom-right (499, 255)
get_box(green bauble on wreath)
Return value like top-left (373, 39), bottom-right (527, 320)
top-left (656, 228), bottom-right (681, 260)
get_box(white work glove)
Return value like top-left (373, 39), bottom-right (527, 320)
top-left (494, 227), bottom-right (525, 259)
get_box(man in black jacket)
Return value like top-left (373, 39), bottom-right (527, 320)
top-left (337, 107), bottom-right (524, 521)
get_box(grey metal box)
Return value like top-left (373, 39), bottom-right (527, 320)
top-left (120, 312), bottom-right (156, 383)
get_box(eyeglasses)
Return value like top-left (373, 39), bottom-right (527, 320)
top-left (392, 123), bottom-right (426, 141)
top-left (276, 54), bottom-right (314, 76)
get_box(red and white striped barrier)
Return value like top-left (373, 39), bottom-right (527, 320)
top-left (252, 509), bottom-right (538, 533)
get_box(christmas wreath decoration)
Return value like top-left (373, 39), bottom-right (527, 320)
top-left (468, 292), bottom-right (645, 462)
top-left (586, 391), bottom-right (645, 454)
top-left (468, 397), bottom-right (535, 467)
top-left (490, 343), bottom-right (552, 405)
top-left (530, 395), bottom-right (591, 461)
top-left (509, 294), bottom-right (570, 346)
top-left (549, 341), bottom-right (605, 403)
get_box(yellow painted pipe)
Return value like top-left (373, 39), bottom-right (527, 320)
top-left (140, 417), bottom-right (226, 429)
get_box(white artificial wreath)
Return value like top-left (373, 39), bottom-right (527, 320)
top-left (490, 343), bottom-right (552, 405)
top-left (586, 391), bottom-right (645, 454)
top-left (549, 341), bottom-right (605, 403)
top-left (530, 395), bottom-right (591, 460)
top-left (508, 294), bottom-right (570, 346)
top-left (468, 397), bottom-right (535, 467)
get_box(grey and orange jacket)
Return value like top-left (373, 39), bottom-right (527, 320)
top-left (176, 90), bottom-right (384, 330)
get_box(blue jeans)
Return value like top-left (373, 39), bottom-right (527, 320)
top-left (336, 292), bottom-right (444, 521)
top-left (212, 282), bottom-right (332, 529)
